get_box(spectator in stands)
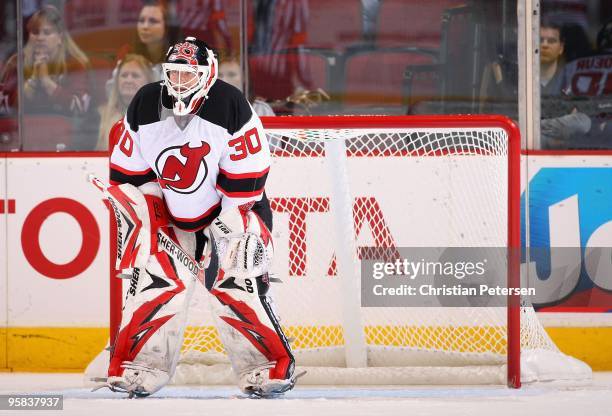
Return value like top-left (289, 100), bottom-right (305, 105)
top-left (177, 0), bottom-right (233, 57)
top-left (97, 54), bottom-right (154, 151)
top-left (116, 0), bottom-right (181, 79)
top-left (540, 19), bottom-right (612, 149)
top-left (248, 0), bottom-right (313, 102)
top-left (540, 19), bottom-right (565, 96)
top-left (2, 5), bottom-right (90, 115)
top-left (0, 4), bottom-right (94, 150)
top-left (219, 56), bottom-right (275, 117)
top-left (106, 0), bottom-right (180, 107)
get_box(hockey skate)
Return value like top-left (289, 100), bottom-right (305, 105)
top-left (92, 362), bottom-right (170, 398)
top-left (239, 363), bottom-right (304, 397)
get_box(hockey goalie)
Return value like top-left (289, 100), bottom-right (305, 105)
top-left (94, 37), bottom-right (296, 397)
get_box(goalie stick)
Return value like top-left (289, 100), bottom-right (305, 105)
top-left (87, 174), bottom-right (206, 287)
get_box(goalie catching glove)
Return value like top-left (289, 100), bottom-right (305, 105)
top-left (205, 206), bottom-right (274, 279)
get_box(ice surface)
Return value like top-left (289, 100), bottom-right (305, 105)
top-left (1, 372), bottom-right (611, 416)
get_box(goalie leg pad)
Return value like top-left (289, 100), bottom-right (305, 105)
top-left (105, 245), bottom-right (196, 396)
top-left (209, 273), bottom-right (296, 395)
top-left (205, 216), bottom-right (295, 396)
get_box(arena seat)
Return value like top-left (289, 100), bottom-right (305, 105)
top-left (306, 0), bottom-right (363, 49)
top-left (375, 0), bottom-right (465, 48)
top-left (341, 47), bottom-right (437, 109)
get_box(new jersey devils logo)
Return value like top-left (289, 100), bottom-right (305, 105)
top-left (168, 42), bottom-right (199, 65)
top-left (156, 141), bottom-right (211, 194)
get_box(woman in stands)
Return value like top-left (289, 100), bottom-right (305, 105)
top-left (116, 0), bottom-right (181, 79)
top-left (97, 54), bottom-right (154, 151)
top-left (20, 5), bottom-right (90, 112)
top-left (0, 5), bottom-right (93, 150)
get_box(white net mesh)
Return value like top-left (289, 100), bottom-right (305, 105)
top-left (169, 122), bottom-right (585, 385)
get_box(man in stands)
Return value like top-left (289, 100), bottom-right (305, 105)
top-left (540, 19), bottom-right (565, 96)
top-left (541, 20), bottom-right (612, 149)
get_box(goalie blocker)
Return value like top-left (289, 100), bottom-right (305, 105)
top-left (91, 179), bottom-right (296, 397)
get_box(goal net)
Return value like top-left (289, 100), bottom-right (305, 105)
top-left (89, 115), bottom-right (590, 387)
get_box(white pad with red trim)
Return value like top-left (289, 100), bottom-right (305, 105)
top-left (204, 208), bottom-right (296, 396)
top-left (104, 182), bottom-right (169, 275)
top-left (105, 255), bottom-right (196, 396)
top-left (96, 182), bottom-right (198, 397)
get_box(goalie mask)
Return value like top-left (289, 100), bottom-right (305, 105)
top-left (162, 37), bottom-right (218, 116)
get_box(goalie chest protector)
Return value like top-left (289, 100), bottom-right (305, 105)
top-left (109, 80), bottom-right (271, 232)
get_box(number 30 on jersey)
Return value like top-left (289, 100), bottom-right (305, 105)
top-left (229, 128), bottom-right (262, 161)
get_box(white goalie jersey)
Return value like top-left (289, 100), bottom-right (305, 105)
top-left (109, 79), bottom-right (271, 232)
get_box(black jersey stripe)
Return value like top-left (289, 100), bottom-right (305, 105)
top-left (216, 168), bottom-right (268, 196)
top-left (169, 202), bottom-right (222, 232)
top-left (110, 167), bottom-right (158, 187)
